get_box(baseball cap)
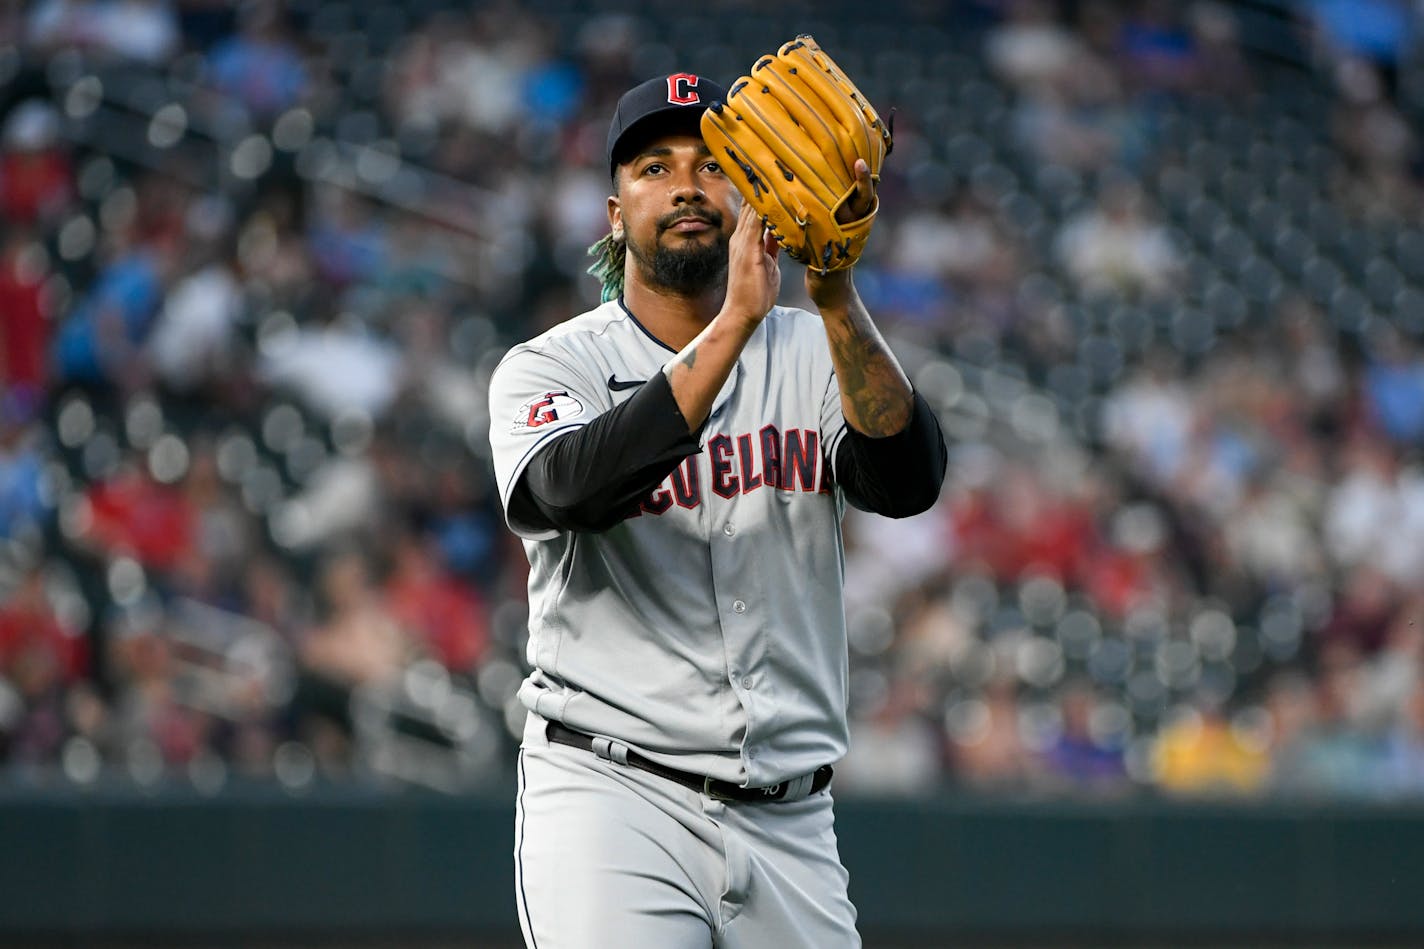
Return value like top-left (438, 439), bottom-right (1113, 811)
top-left (606, 73), bottom-right (727, 179)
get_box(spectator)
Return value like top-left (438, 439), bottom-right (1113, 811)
top-left (1374, 677), bottom-right (1424, 795)
top-left (1221, 469), bottom-right (1327, 590)
top-left (172, 442), bottom-right (253, 604)
top-left (147, 230), bottom-right (244, 394)
top-left (299, 549), bottom-right (412, 690)
top-left (838, 680), bottom-right (946, 796)
top-left (1011, 63), bottom-right (1136, 172)
top-left (382, 18), bottom-right (446, 131)
top-left (1328, 60), bottom-right (1421, 218)
top-left (1324, 439), bottom-right (1424, 588)
top-left (1361, 330), bottom-right (1424, 445)
top-left (1056, 176), bottom-right (1181, 297)
top-left (1354, 607), bottom-right (1424, 730)
top-left (0, 564), bottom-right (85, 680)
top-left (1081, 503), bottom-right (1176, 621)
top-left (306, 189), bottom-right (389, 289)
top-left (383, 5), bottom-right (551, 138)
top-left (0, 100), bottom-right (72, 226)
top-left (947, 677), bottom-right (1039, 790)
top-left (106, 609), bottom-right (211, 768)
top-left (289, 548), bottom-right (414, 771)
top-left (241, 556), bottom-right (303, 638)
top-left (99, 0), bottom-right (180, 64)
top-left (842, 503), bottom-right (954, 617)
top-left (0, 228), bottom-right (54, 410)
top-left (1319, 564), bottom-right (1401, 656)
top-left (1184, 2), bottom-right (1253, 99)
top-left (1271, 642), bottom-right (1379, 796)
top-left (54, 239), bottom-right (178, 392)
top-left (205, 0), bottom-right (309, 118)
top-left (26, 0), bottom-right (178, 64)
top-left (1277, 297), bottom-right (1347, 425)
top-left (1261, 670), bottom-right (1318, 788)
top-left (881, 189), bottom-right (1022, 334)
top-left (257, 311), bottom-right (403, 420)
top-left (77, 456), bottom-right (197, 574)
top-left (1118, 0), bottom-right (1201, 95)
top-left (1039, 681), bottom-right (1129, 794)
top-left (985, 0), bottom-right (1083, 91)
top-left (0, 564), bottom-right (89, 765)
top-left (1102, 356), bottom-right (1195, 487)
top-left (422, 460), bottom-right (503, 586)
top-left (0, 408), bottom-right (46, 541)
top-left (1151, 697), bottom-right (1270, 796)
top-left (1306, 0), bottom-right (1413, 70)
top-left (383, 526), bottom-right (489, 675)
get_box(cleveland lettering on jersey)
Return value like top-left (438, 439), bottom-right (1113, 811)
top-left (671, 459), bottom-right (700, 508)
top-left (632, 426), bottom-right (829, 516)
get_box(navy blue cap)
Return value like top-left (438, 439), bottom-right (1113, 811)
top-left (606, 73), bottom-right (727, 179)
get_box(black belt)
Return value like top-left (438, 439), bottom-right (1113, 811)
top-left (545, 721), bottom-right (832, 804)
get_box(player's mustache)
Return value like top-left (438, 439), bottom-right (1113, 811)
top-left (659, 209), bottom-right (722, 230)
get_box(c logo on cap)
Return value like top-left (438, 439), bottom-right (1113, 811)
top-left (666, 73), bottom-right (699, 105)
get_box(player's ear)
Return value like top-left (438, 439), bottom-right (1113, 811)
top-left (608, 193), bottom-right (623, 238)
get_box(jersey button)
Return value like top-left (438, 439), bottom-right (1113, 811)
top-left (741, 675), bottom-right (754, 689)
top-left (723, 523), bottom-right (736, 536)
top-left (732, 599), bottom-right (746, 614)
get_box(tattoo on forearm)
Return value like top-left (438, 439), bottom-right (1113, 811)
top-left (666, 343), bottom-right (699, 381)
top-left (825, 305), bottom-right (911, 437)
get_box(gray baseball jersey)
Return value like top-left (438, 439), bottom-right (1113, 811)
top-left (488, 297), bottom-right (855, 788)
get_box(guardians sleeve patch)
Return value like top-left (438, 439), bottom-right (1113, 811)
top-left (513, 391), bottom-right (584, 432)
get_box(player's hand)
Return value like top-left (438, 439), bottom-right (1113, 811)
top-left (806, 160), bottom-right (873, 311)
top-left (721, 201), bottom-right (781, 328)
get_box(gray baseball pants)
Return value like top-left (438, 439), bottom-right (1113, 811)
top-left (514, 712), bottom-right (861, 948)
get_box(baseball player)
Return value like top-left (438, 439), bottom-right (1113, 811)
top-left (488, 60), bottom-right (946, 948)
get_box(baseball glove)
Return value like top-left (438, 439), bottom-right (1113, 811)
top-left (701, 35), bottom-right (893, 274)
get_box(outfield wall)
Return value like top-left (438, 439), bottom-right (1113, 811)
top-left (3, 784), bottom-right (1423, 945)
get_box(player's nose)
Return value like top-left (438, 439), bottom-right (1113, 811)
top-left (668, 164), bottom-right (706, 205)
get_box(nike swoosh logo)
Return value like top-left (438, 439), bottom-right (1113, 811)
top-left (607, 376), bottom-right (646, 391)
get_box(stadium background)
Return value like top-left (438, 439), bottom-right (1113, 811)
top-left (2, 0), bottom-right (1424, 946)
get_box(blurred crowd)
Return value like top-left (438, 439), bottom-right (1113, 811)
top-left (1, 0), bottom-right (1423, 799)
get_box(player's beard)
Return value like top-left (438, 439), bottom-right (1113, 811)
top-left (628, 211), bottom-right (729, 295)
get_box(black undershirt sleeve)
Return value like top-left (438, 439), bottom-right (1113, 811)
top-left (833, 390), bottom-right (947, 518)
top-left (508, 372), bottom-right (703, 533)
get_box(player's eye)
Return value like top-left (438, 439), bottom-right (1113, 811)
top-left (704, 160), bottom-right (723, 174)
top-left (642, 162), bottom-right (665, 176)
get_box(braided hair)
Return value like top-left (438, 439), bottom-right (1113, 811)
top-left (586, 230), bottom-right (626, 303)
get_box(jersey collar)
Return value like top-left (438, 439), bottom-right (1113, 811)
top-left (616, 295), bottom-right (746, 424)
top-left (616, 295), bottom-right (679, 354)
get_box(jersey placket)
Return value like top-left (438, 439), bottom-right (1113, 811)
top-left (701, 356), bottom-right (775, 786)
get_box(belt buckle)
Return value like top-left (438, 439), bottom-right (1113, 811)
top-left (702, 775), bottom-right (735, 802)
